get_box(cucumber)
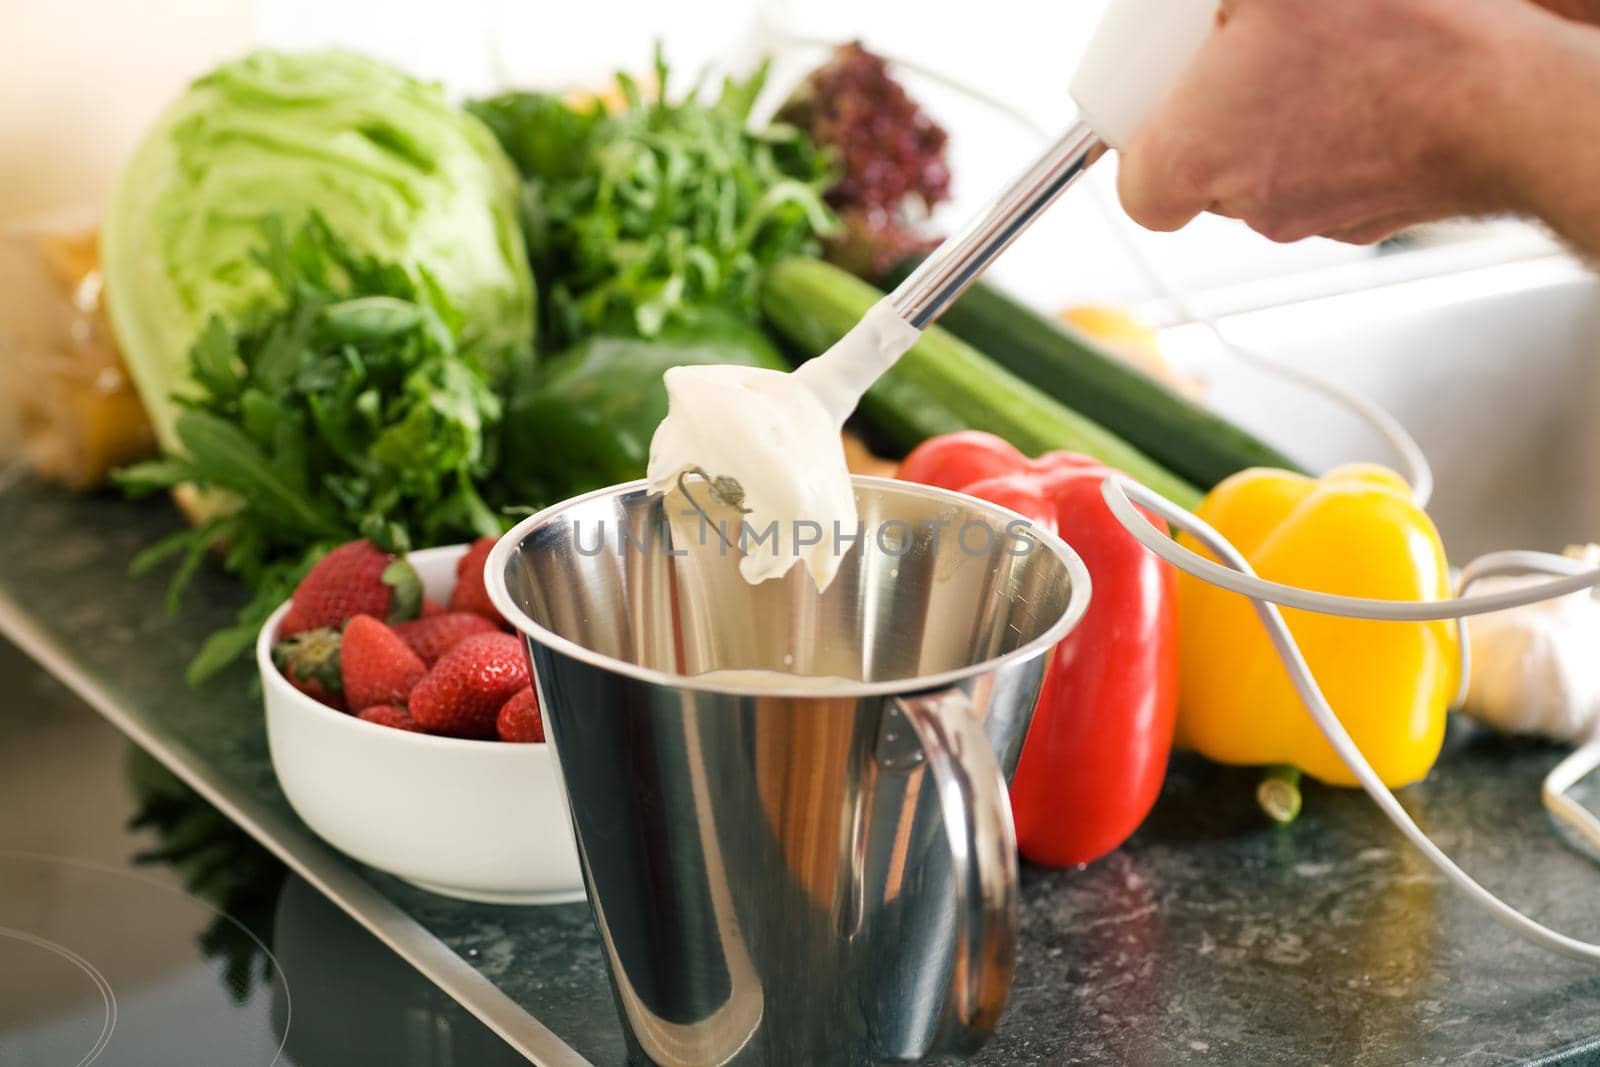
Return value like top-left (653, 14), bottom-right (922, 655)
top-left (884, 261), bottom-right (1304, 487)
top-left (761, 258), bottom-right (1202, 508)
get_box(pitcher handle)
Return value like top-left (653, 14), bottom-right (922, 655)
top-left (885, 689), bottom-right (1020, 1049)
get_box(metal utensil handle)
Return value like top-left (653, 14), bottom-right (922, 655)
top-left (886, 120), bottom-right (1105, 330)
top-left (890, 689), bottom-right (1020, 1047)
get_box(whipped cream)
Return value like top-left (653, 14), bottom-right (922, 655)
top-left (646, 300), bottom-right (921, 590)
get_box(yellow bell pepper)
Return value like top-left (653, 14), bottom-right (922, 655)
top-left (1176, 464), bottom-right (1460, 787)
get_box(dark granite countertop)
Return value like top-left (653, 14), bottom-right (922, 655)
top-left (5, 479), bottom-right (1600, 1065)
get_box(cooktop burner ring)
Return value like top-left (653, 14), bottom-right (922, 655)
top-left (0, 848), bottom-right (291, 1064)
top-left (0, 925), bottom-right (116, 1065)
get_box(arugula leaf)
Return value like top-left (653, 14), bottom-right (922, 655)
top-left (116, 457), bottom-right (197, 498)
top-left (176, 411), bottom-right (344, 540)
top-left (120, 215), bottom-right (520, 682)
top-left (188, 319), bottom-right (245, 402)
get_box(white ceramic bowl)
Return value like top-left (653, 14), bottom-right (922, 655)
top-left (259, 544), bottom-right (585, 905)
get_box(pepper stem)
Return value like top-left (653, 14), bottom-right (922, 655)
top-left (1257, 765), bottom-right (1303, 825)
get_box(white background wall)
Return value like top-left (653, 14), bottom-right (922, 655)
top-left (0, 0), bottom-right (1541, 312)
top-left (0, 0), bottom-right (1103, 222)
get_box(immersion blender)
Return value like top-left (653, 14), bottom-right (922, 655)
top-left (884, 0), bottom-right (1218, 329)
top-left (751, 0), bottom-right (1219, 457)
top-left (679, 0), bottom-right (1220, 529)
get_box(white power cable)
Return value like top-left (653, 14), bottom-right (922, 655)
top-left (1080, 128), bottom-right (1600, 936)
top-left (1545, 741), bottom-right (1600, 858)
top-left (1455, 552), bottom-right (1600, 857)
top-left (1084, 174), bottom-right (1438, 507)
top-left (1103, 473), bottom-right (1600, 962)
top-left (1451, 551), bottom-right (1598, 708)
top-left (1112, 522), bottom-right (1600, 622)
top-left (1095, 188), bottom-right (1600, 957)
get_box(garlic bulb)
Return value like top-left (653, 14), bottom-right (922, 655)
top-left (1462, 545), bottom-right (1600, 742)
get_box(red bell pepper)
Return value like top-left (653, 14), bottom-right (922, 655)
top-left (898, 430), bottom-right (1179, 867)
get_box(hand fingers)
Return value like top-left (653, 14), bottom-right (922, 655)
top-left (1116, 125), bottom-right (1216, 233)
top-left (1114, 4), bottom-right (1239, 233)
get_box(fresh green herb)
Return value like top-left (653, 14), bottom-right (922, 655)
top-left (469, 47), bottom-right (838, 348)
top-left (117, 215), bottom-right (516, 683)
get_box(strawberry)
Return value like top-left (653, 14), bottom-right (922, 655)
top-left (279, 540), bottom-right (423, 637)
top-left (340, 615), bottom-right (427, 711)
top-left (421, 597), bottom-right (447, 617)
top-left (447, 536), bottom-right (506, 627)
top-left (496, 687), bottom-right (544, 743)
top-left (272, 627), bottom-right (344, 710)
top-left (394, 612), bottom-right (500, 666)
top-left (357, 705), bottom-right (425, 733)
top-left (410, 632), bottom-right (529, 739)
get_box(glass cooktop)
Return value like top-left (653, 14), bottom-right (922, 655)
top-left (0, 636), bottom-right (530, 1067)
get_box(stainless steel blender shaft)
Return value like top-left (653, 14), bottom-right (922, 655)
top-left (887, 119), bottom-right (1105, 330)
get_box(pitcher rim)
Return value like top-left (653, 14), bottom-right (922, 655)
top-left (484, 475), bottom-right (1093, 699)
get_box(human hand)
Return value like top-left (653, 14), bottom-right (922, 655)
top-left (1114, 0), bottom-right (1542, 244)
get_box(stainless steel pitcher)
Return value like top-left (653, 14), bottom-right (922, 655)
top-left (487, 477), bottom-right (1090, 1067)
